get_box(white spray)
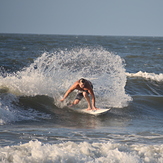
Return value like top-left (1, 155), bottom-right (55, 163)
top-left (0, 47), bottom-right (132, 124)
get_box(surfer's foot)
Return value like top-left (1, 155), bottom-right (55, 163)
top-left (86, 108), bottom-right (92, 111)
top-left (92, 107), bottom-right (100, 111)
top-left (67, 102), bottom-right (74, 107)
top-left (86, 107), bottom-right (100, 111)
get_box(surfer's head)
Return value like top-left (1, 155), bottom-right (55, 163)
top-left (79, 78), bottom-right (86, 83)
top-left (79, 78), bottom-right (86, 88)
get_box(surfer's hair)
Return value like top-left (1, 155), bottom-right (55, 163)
top-left (79, 78), bottom-right (86, 84)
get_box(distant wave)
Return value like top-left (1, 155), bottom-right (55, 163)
top-left (126, 71), bottom-right (163, 82)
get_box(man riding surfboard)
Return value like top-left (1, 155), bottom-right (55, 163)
top-left (60, 78), bottom-right (99, 111)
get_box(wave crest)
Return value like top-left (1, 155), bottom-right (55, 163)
top-left (126, 71), bottom-right (163, 82)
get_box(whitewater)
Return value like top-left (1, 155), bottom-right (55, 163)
top-left (0, 47), bottom-right (131, 125)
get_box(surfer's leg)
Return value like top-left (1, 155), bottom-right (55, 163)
top-left (71, 99), bottom-right (80, 106)
top-left (68, 93), bottom-right (83, 107)
top-left (68, 99), bottom-right (80, 107)
top-left (82, 92), bottom-right (92, 110)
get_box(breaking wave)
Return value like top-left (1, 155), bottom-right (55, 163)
top-left (0, 47), bottom-right (131, 125)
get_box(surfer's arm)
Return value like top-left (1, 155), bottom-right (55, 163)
top-left (60, 83), bottom-right (77, 101)
top-left (88, 89), bottom-right (98, 109)
top-left (91, 93), bottom-right (96, 108)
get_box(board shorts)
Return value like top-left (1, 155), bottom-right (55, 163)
top-left (75, 81), bottom-right (93, 101)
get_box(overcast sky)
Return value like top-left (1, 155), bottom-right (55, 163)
top-left (0, 0), bottom-right (163, 36)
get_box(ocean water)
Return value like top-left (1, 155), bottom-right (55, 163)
top-left (0, 34), bottom-right (163, 163)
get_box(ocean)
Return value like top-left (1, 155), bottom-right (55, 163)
top-left (0, 33), bottom-right (163, 163)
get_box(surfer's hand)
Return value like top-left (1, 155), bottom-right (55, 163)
top-left (60, 98), bottom-right (65, 102)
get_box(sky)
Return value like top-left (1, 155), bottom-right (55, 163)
top-left (0, 0), bottom-right (163, 37)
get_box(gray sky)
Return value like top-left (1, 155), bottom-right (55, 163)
top-left (0, 0), bottom-right (163, 36)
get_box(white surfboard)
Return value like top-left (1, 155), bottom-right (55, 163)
top-left (77, 108), bottom-right (111, 116)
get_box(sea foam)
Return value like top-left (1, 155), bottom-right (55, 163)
top-left (0, 140), bottom-right (163, 163)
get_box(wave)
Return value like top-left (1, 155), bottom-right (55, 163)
top-left (0, 47), bottom-right (132, 124)
top-left (0, 94), bottom-right (51, 125)
top-left (132, 95), bottom-right (163, 116)
top-left (0, 139), bottom-right (163, 163)
top-left (126, 71), bottom-right (163, 82)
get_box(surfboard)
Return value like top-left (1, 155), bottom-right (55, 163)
top-left (77, 108), bottom-right (111, 116)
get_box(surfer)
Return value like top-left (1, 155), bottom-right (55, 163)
top-left (60, 78), bottom-right (99, 111)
